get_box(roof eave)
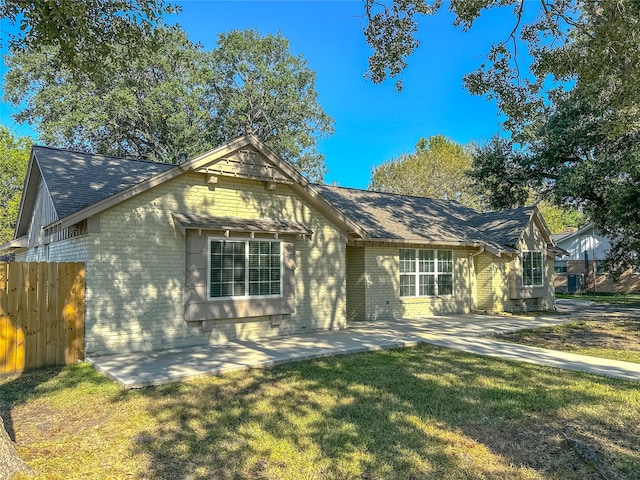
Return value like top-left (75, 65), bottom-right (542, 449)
top-left (353, 237), bottom-right (508, 255)
top-left (0, 235), bottom-right (28, 252)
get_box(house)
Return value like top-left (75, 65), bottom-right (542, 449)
top-left (553, 223), bottom-right (640, 293)
top-left (2, 135), bottom-right (560, 357)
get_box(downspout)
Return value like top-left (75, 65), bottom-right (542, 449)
top-left (469, 246), bottom-right (485, 312)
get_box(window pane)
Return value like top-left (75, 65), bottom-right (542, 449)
top-left (399, 274), bottom-right (415, 297)
top-left (522, 252), bottom-right (533, 286)
top-left (210, 240), bottom-right (245, 298)
top-left (248, 240), bottom-right (281, 297)
top-left (418, 250), bottom-right (434, 273)
top-left (437, 250), bottom-right (453, 273)
top-left (533, 252), bottom-right (543, 286)
top-left (210, 283), bottom-right (221, 298)
top-left (419, 274), bottom-right (435, 296)
top-left (399, 249), bottom-right (416, 273)
top-left (438, 274), bottom-right (453, 295)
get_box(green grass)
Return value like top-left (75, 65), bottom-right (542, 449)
top-left (557, 293), bottom-right (640, 306)
top-left (2, 347), bottom-right (640, 480)
top-left (493, 318), bottom-right (640, 364)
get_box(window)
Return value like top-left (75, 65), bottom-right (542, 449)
top-left (522, 251), bottom-right (543, 286)
top-left (399, 248), bottom-right (453, 297)
top-left (554, 261), bottom-right (567, 273)
top-left (209, 239), bottom-right (282, 299)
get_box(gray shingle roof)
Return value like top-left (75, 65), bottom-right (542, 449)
top-left (468, 207), bottom-right (537, 247)
top-left (30, 146), bottom-right (540, 252)
top-left (34, 146), bottom-right (174, 219)
top-left (312, 184), bottom-right (519, 252)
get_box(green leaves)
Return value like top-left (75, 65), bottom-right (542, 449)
top-left (205, 30), bottom-right (333, 182)
top-left (0, 126), bottom-right (31, 245)
top-left (0, 0), bottom-right (176, 82)
top-left (369, 135), bottom-right (481, 208)
top-left (363, 0), bottom-right (440, 91)
top-left (4, 28), bottom-right (333, 181)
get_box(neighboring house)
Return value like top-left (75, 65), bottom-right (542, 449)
top-left (1, 135), bottom-right (561, 357)
top-left (553, 223), bottom-right (640, 294)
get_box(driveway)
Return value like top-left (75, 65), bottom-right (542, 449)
top-left (556, 298), bottom-right (640, 317)
top-left (87, 308), bottom-right (640, 388)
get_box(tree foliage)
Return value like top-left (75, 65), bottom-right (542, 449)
top-left (4, 28), bottom-right (333, 181)
top-left (536, 201), bottom-right (584, 235)
top-left (365, 1), bottom-right (640, 273)
top-left (0, 125), bottom-right (31, 245)
top-left (204, 30), bottom-right (334, 181)
top-left (369, 135), bottom-right (480, 208)
top-left (0, 0), bottom-right (174, 79)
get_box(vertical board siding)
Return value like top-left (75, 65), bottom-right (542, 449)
top-left (0, 262), bottom-right (85, 375)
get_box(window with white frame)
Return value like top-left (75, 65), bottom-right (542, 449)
top-left (399, 248), bottom-right (453, 297)
top-left (522, 251), bottom-right (543, 286)
top-left (209, 239), bottom-right (282, 299)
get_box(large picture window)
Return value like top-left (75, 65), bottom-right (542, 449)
top-left (399, 249), bottom-right (453, 297)
top-left (209, 239), bottom-right (282, 299)
top-left (522, 251), bottom-right (543, 286)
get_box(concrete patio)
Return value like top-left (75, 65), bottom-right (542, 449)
top-left (87, 307), bottom-right (640, 388)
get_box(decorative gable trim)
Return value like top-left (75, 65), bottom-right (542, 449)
top-left (37, 135), bottom-right (364, 241)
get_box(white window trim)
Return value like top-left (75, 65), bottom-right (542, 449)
top-left (522, 250), bottom-right (544, 287)
top-left (399, 248), bottom-right (454, 298)
top-left (207, 236), bottom-right (284, 301)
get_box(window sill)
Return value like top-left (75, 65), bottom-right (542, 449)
top-left (185, 295), bottom-right (295, 322)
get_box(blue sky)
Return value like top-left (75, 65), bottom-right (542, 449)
top-left (1, 1), bottom-right (519, 189)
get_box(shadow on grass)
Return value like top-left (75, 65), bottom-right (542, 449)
top-left (0, 364), bottom-right (114, 442)
top-left (133, 345), bottom-right (640, 480)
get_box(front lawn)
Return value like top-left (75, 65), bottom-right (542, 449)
top-left (557, 293), bottom-right (640, 306)
top-left (2, 346), bottom-right (639, 480)
top-left (493, 317), bottom-right (640, 364)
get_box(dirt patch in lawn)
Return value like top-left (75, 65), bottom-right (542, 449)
top-left (492, 316), bottom-right (640, 363)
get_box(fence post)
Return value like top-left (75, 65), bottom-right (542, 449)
top-left (0, 263), bottom-right (8, 375)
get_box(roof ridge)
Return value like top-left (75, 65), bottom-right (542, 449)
top-left (33, 145), bottom-right (172, 166)
top-left (313, 183), bottom-right (477, 209)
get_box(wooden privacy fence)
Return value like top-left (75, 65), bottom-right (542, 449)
top-left (0, 262), bottom-right (85, 375)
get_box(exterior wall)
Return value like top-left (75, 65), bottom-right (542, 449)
top-left (355, 245), bottom-right (475, 321)
top-left (346, 246), bottom-right (366, 321)
top-left (558, 228), bottom-right (610, 261)
top-left (11, 236), bottom-right (89, 263)
top-left (555, 260), bottom-right (640, 294)
top-left (555, 228), bottom-right (640, 293)
top-left (507, 217), bottom-right (555, 311)
top-left (475, 253), bottom-right (511, 313)
top-left (26, 177), bottom-right (58, 248)
top-left (84, 172), bottom-right (347, 356)
top-left (476, 218), bottom-right (555, 313)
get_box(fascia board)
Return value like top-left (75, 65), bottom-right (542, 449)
top-left (14, 149), bottom-right (40, 239)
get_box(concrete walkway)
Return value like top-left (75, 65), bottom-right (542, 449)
top-left (87, 309), bottom-right (640, 388)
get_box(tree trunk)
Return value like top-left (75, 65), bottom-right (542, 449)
top-left (0, 416), bottom-right (36, 479)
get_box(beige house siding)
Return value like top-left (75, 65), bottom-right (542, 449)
top-left (512, 217), bottom-right (555, 310)
top-left (473, 253), bottom-right (512, 313)
top-left (476, 217), bottom-right (555, 313)
top-left (355, 246), bottom-right (475, 320)
top-left (82, 172), bottom-right (346, 356)
top-left (346, 246), bottom-right (366, 321)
